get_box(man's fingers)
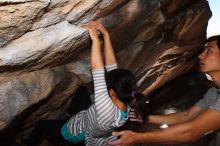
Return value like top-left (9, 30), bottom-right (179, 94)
top-left (129, 118), bottom-right (143, 123)
top-left (129, 111), bottom-right (136, 116)
top-left (109, 131), bottom-right (133, 145)
top-left (130, 108), bottom-right (136, 112)
top-left (108, 139), bottom-right (122, 145)
top-left (112, 131), bottom-right (122, 136)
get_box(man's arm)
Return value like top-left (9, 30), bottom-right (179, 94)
top-left (149, 105), bottom-right (204, 125)
top-left (109, 108), bottom-right (220, 145)
top-left (140, 108), bottom-right (220, 143)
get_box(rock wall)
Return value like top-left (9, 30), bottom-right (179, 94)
top-left (0, 0), bottom-right (211, 142)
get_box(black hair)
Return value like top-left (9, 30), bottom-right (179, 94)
top-left (206, 35), bottom-right (220, 50)
top-left (106, 68), bottom-right (148, 123)
top-left (106, 69), bottom-right (136, 104)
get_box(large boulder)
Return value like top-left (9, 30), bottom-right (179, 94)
top-left (0, 0), bottom-right (212, 144)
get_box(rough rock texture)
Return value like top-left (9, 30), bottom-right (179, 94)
top-left (0, 0), bottom-right (212, 145)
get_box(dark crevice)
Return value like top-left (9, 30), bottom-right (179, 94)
top-left (0, 1), bottom-right (29, 6)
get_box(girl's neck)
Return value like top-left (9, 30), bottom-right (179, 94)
top-left (115, 99), bottom-right (126, 112)
top-left (118, 103), bottom-right (127, 112)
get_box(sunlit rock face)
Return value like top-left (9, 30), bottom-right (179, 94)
top-left (0, 0), bottom-right (211, 144)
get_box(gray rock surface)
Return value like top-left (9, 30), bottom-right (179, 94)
top-left (0, 0), bottom-right (212, 144)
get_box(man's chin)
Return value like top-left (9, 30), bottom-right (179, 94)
top-left (199, 68), bottom-right (204, 72)
top-left (200, 69), bottom-right (210, 75)
top-left (199, 66), bottom-right (206, 72)
top-left (201, 70), bottom-right (208, 74)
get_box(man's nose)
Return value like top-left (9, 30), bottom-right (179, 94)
top-left (198, 50), bottom-right (206, 60)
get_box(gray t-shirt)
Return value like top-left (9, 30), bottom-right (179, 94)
top-left (196, 87), bottom-right (220, 146)
top-left (196, 87), bottom-right (220, 112)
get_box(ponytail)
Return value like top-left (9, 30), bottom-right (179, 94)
top-left (131, 92), bottom-right (149, 124)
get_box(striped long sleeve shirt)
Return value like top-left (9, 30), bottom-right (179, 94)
top-left (66, 64), bottom-right (130, 146)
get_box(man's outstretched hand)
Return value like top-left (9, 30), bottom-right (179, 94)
top-left (108, 130), bottom-right (138, 146)
top-left (128, 108), bottom-right (144, 123)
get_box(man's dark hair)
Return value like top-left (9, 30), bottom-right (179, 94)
top-left (206, 35), bottom-right (220, 49)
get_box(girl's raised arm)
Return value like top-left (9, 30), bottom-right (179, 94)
top-left (90, 21), bottom-right (117, 65)
top-left (84, 24), bottom-right (104, 70)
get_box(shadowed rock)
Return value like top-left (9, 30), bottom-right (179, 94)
top-left (0, 0), bottom-right (212, 145)
top-left (119, 72), bottom-right (212, 146)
